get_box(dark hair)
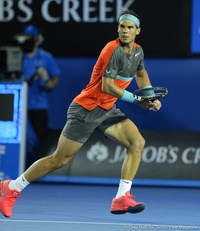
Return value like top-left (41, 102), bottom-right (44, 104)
top-left (118, 10), bottom-right (142, 28)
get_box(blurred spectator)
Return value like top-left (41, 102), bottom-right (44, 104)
top-left (20, 25), bottom-right (60, 167)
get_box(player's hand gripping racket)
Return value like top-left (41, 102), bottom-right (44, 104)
top-left (133, 87), bottom-right (168, 103)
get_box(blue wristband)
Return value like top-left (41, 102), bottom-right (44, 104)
top-left (120, 90), bottom-right (136, 103)
top-left (143, 85), bottom-right (155, 96)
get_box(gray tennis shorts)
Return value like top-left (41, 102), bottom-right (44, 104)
top-left (62, 101), bottom-right (127, 143)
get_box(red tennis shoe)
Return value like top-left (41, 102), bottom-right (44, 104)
top-left (110, 191), bottom-right (145, 214)
top-left (0, 180), bottom-right (20, 217)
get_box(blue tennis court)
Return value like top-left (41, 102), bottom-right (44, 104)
top-left (0, 183), bottom-right (200, 231)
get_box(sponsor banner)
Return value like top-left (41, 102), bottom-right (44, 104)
top-left (138, 131), bottom-right (200, 180)
top-left (0, 0), bottom-right (191, 57)
top-left (50, 130), bottom-right (200, 180)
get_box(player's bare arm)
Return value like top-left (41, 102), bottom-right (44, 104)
top-left (102, 76), bottom-right (124, 99)
top-left (135, 68), bottom-right (151, 89)
top-left (135, 69), bottom-right (161, 110)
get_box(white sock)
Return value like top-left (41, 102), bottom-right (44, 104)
top-left (9, 174), bottom-right (30, 192)
top-left (115, 179), bottom-right (132, 199)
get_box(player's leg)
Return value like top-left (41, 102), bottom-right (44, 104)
top-left (0, 101), bottom-right (96, 217)
top-left (104, 118), bottom-right (145, 214)
top-left (24, 135), bottom-right (83, 182)
top-left (105, 118), bottom-right (145, 181)
top-left (0, 135), bottom-right (83, 217)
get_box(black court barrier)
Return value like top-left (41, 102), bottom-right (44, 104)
top-left (38, 130), bottom-right (200, 185)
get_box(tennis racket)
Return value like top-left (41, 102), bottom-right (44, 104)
top-left (133, 87), bottom-right (168, 102)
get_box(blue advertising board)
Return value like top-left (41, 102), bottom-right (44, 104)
top-left (0, 82), bottom-right (27, 180)
top-left (191, 0), bottom-right (200, 53)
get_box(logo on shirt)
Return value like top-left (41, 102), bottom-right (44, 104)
top-left (106, 70), bottom-right (111, 74)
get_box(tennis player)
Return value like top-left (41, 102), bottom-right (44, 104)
top-left (0, 10), bottom-right (161, 217)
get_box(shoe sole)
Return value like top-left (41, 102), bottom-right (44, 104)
top-left (111, 204), bottom-right (145, 215)
top-left (111, 209), bottom-right (126, 214)
top-left (127, 204), bottom-right (145, 213)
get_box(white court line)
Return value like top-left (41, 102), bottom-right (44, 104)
top-left (0, 219), bottom-right (200, 229)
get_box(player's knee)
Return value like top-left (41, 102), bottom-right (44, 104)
top-left (50, 151), bottom-right (73, 170)
top-left (130, 136), bottom-right (145, 154)
top-left (136, 136), bottom-right (145, 152)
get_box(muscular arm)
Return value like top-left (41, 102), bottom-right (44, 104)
top-left (102, 69), bottom-right (152, 99)
top-left (102, 76), bottom-right (124, 99)
top-left (102, 72), bottom-right (161, 111)
top-left (135, 68), bottom-right (162, 110)
top-left (135, 68), bottom-right (152, 89)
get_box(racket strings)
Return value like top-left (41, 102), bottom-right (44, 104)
top-left (133, 87), bottom-right (168, 102)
